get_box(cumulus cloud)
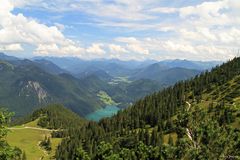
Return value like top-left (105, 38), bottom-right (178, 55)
top-left (0, 0), bottom-right (84, 57)
top-left (115, 37), bottom-right (149, 55)
top-left (108, 44), bottom-right (128, 53)
top-left (34, 43), bottom-right (85, 57)
top-left (0, 43), bottom-right (23, 51)
top-left (126, 44), bottom-right (149, 55)
top-left (86, 43), bottom-right (106, 55)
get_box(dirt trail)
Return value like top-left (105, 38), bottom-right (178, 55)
top-left (9, 126), bottom-right (58, 132)
top-left (185, 101), bottom-right (197, 148)
top-left (186, 101), bottom-right (191, 111)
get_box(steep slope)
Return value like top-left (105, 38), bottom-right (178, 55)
top-left (55, 57), bottom-right (240, 159)
top-left (0, 60), bottom-right (105, 117)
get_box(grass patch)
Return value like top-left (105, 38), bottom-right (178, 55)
top-left (163, 132), bottom-right (178, 145)
top-left (24, 118), bottom-right (40, 127)
top-left (6, 119), bottom-right (61, 160)
top-left (97, 91), bottom-right (119, 106)
top-left (109, 76), bottom-right (132, 85)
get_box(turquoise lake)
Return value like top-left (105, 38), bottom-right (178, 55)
top-left (85, 105), bottom-right (120, 121)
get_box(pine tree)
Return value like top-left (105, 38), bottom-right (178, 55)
top-left (22, 151), bottom-right (27, 160)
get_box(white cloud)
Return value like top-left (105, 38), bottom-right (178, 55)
top-left (54, 23), bottom-right (65, 31)
top-left (86, 43), bottom-right (106, 55)
top-left (9, 0), bottom-right (43, 8)
top-left (179, 1), bottom-right (228, 19)
top-left (110, 36), bottom-right (238, 61)
top-left (115, 37), bottom-right (149, 55)
top-left (108, 44), bottom-right (128, 53)
top-left (0, 1), bottom-right (83, 56)
top-left (34, 43), bottom-right (85, 57)
top-left (0, 43), bottom-right (23, 51)
top-left (126, 44), bottom-right (149, 55)
top-left (149, 7), bottom-right (178, 14)
top-left (115, 37), bottom-right (140, 44)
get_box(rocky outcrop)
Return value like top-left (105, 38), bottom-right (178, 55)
top-left (20, 81), bottom-right (48, 103)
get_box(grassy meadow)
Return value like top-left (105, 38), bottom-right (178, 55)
top-left (6, 119), bottom-right (61, 160)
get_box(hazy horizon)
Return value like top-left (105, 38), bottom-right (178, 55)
top-left (1, 52), bottom-right (225, 62)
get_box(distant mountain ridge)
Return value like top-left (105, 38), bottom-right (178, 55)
top-left (33, 59), bottom-right (68, 75)
top-left (130, 64), bottom-right (201, 84)
top-left (0, 53), bottom-right (222, 117)
top-left (0, 52), bottom-right (19, 61)
top-left (0, 53), bottom-right (163, 117)
top-left (34, 56), bottom-right (221, 82)
top-left (159, 59), bottom-right (222, 70)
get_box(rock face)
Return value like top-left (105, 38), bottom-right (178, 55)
top-left (20, 81), bottom-right (48, 103)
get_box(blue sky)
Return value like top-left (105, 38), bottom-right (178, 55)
top-left (0, 0), bottom-right (240, 61)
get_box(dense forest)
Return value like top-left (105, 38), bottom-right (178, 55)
top-left (55, 58), bottom-right (240, 159)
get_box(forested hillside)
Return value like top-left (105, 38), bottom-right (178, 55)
top-left (54, 57), bottom-right (240, 159)
top-left (14, 104), bottom-right (86, 129)
top-left (0, 59), bottom-right (106, 116)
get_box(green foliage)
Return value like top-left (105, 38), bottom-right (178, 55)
top-left (15, 104), bottom-right (86, 130)
top-left (96, 142), bottom-right (114, 159)
top-left (36, 104), bottom-right (86, 129)
top-left (75, 147), bottom-right (91, 160)
top-left (40, 135), bottom-right (52, 151)
top-left (21, 151), bottom-right (26, 160)
top-left (0, 109), bottom-right (22, 160)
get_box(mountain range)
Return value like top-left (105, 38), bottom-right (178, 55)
top-left (0, 53), bottom-right (221, 117)
top-left (34, 56), bottom-right (221, 78)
